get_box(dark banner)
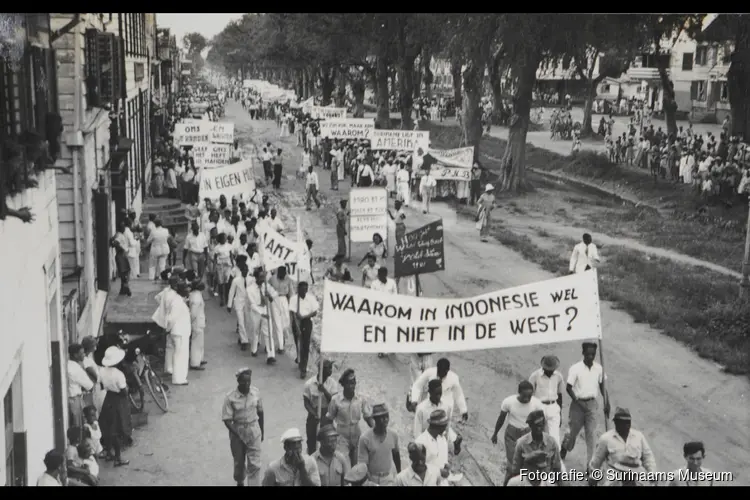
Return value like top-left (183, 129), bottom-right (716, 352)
top-left (394, 219), bottom-right (445, 278)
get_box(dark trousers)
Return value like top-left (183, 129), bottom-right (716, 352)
top-left (273, 164), bottom-right (282, 189)
top-left (296, 318), bottom-right (313, 374)
top-left (118, 272), bottom-right (131, 296)
top-left (470, 180), bottom-right (481, 205)
top-left (306, 412), bottom-right (332, 455)
top-left (263, 161), bottom-right (273, 183)
top-left (167, 187), bottom-right (179, 199)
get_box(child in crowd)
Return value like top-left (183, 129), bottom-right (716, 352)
top-left (77, 439), bottom-right (99, 479)
top-left (83, 405), bottom-right (105, 459)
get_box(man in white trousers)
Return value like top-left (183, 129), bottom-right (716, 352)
top-left (419, 169), bottom-right (436, 215)
top-left (146, 219), bottom-right (170, 280)
top-left (153, 277), bottom-right (191, 385)
top-left (396, 164), bottom-right (411, 207)
top-left (528, 355), bottom-right (565, 449)
top-left (247, 268), bottom-right (278, 365)
top-left (228, 266), bottom-right (252, 351)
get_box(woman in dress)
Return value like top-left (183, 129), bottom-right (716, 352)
top-left (389, 200), bottom-right (407, 244)
top-left (98, 346), bottom-right (131, 467)
top-left (360, 254), bottom-right (379, 289)
top-left (476, 184), bottom-right (496, 243)
top-left (324, 254), bottom-right (353, 283)
top-left (363, 232), bottom-right (387, 269)
top-left (269, 265), bottom-right (293, 354)
top-left (213, 232), bottom-right (234, 306)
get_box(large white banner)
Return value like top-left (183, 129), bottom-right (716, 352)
top-left (321, 271), bottom-right (603, 353)
top-left (428, 146), bottom-right (475, 181)
top-left (198, 159), bottom-right (256, 200)
top-left (372, 130), bottom-right (430, 151)
top-left (175, 122), bottom-right (210, 146)
top-left (255, 222), bottom-right (308, 275)
top-left (300, 97), bottom-right (314, 114)
top-left (192, 143), bottom-right (232, 169)
top-left (319, 118), bottom-right (375, 140)
top-left (349, 187), bottom-right (388, 243)
top-left (210, 122), bottom-right (235, 144)
top-left (311, 106), bottom-right (347, 120)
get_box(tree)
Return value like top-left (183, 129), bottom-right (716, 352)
top-left (637, 14), bottom-right (705, 141)
top-left (183, 31), bottom-right (208, 74)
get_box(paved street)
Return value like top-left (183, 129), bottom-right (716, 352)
top-left (99, 100), bottom-right (748, 487)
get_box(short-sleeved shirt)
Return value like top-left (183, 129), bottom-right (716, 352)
top-left (500, 395), bottom-right (545, 429)
top-left (313, 450), bottom-right (350, 486)
top-left (303, 375), bottom-right (340, 417)
top-left (36, 472), bottom-right (62, 486)
top-left (415, 430), bottom-right (448, 470)
top-left (262, 455), bottom-right (321, 486)
top-left (528, 368), bottom-right (565, 403)
top-left (358, 429), bottom-right (399, 475)
top-left (98, 366), bottom-right (127, 393)
top-left (566, 361), bottom-right (604, 400)
top-left (361, 265), bottom-right (379, 288)
top-left (68, 360), bottom-right (94, 397)
top-left (510, 432), bottom-right (562, 478)
top-left (370, 278), bottom-right (397, 295)
top-left (222, 387), bottom-right (263, 424)
top-left (269, 276), bottom-right (294, 299)
top-left (326, 393), bottom-right (372, 440)
top-left (395, 465), bottom-right (441, 486)
top-left (289, 294), bottom-right (320, 317)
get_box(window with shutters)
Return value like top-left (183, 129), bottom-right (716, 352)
top-left (722, 44), bottom-right (732, 65)
top-left (84, 30), bottom-right (124, 109)
top-left (695, 46), bottom-right (708, 66)
top-left (720, 81), bottom-right (729, 102)
top-left (682, 53), bottom-right (694, 71)
top-left (691, 80), bottom-right (707, 102)
top-left (0, 59), bottom-right (22, 139)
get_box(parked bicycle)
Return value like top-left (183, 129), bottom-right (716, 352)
top-left (128, 330), bottom-right (169, 413)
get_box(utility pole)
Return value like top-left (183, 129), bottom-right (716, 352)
top-left (741, 201), bottom-right (750, 299)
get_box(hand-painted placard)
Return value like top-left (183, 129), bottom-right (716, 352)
top-left (394, 220), bottom-right (445, 278)
top-left (210, 122), bottom-right (235, 144)
top-left (372, 130), bottom-right (430, 151)
top-left (175, 122), bottom-right (210, 146)
top-left (198, 159), bottom-right (255, 200)
top-left (193, 143), bottom-right (232, 169)
top-left (319, 118), bottom-right (375, 140)
top-left (349, 187), bottom-right (388, 243)
top-left (310, 106), bottom-right (347, 120)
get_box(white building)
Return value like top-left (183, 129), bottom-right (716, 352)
top-left (0, 14), bottom-right (67, 486)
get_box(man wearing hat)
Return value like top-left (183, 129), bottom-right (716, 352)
top-left (507, 410), bottom-right (562, 485)
top-left (589, 407), bottom-right (657, 486)
top-left (303, 359), bottom-right (338, 454)
top-left (357, 403), bottom-right (401, 485)
top-left (506, 449), bottom-right (556, 486)
top-left (344, 463), bottom-right (378, 486)
top-left (313, 424), bottom-right (350, 486)
top-left (413, 379), bottom-right (458, 446)
top-left (326, 369), bottom-right (374, 466)
top-left (262, 428), bottom-right (321, 486)
top-left (222, 368), bottom-right (265, 486)
top-left (529, 355), bottom-right (565, 449)
top-left (415, 409), bottom-right (453, 477)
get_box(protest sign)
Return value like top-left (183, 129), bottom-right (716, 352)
top-left (321, 271), bottom-right (603, 353)
top-left (310, 106), bottom-right (347, 120)
top-left (255, 222), bottom-right (306, 276)
top-left (192, 143), bottom-right (231, 169)
top-left (210, 122), bottom-right (235, 144)
top-left (301, 97), bottom-right (314, 114)
top-left (394, 220), bottom-right (445, 278)
top-left (372, 130), bottom-right (430, 151)
top-left (198, 159), bottom-right (255, 201)
top-left (175, 122), bottom-right (210, 146)
top-left (349, 187), bottom-right (388, 243)
top-left (428, 147), bottom-right (474, 168)
top-left (319, 118), bottom-right (375, 140)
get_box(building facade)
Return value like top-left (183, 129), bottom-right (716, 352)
top-left (0, 13), bottom-right (66, 486)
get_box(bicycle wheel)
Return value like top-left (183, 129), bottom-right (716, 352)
top-left (144, 367), bottom-right (169, 413)
top-left (129, 386), bottom-right (145, 413)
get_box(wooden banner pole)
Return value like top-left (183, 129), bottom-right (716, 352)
top-left (598, 338), bottom-right (609, 431)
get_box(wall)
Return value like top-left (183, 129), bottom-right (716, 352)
top-left (0, 171), bottom-right (64, 485)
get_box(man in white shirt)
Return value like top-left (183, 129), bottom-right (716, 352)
top-left (528, 355), bottom-right (565, 449)
top-left (395, 443), bottom-right (443, 486)
top-left (68, 343), bottom-right (95, 432)
top-left (146, 219), bottom-right (170, 280)
top-left (261, 147), bottom-right (274, 184)
top-left (370, 267), bottom-right (397, 358)
top-left (247, 268), bottom-right (278, 364)
top-left (419, 169), bottom-right (436, 214)
top-left (414, 409), bottom-right (452, 477)
top-left (183, 221), bottom-right (208, 278)
top-left (560, 341), bottom-right (610, 464)
top-left (290, 281), bottom-right (320, 379)
top-left (410, 358), bottom-right (469, 423)
top-left (268, 208), bottom-right (285, 234)
top-left (414, 379), bottom-right (457, 445)
top-left (396, 164), bottom-right (411, 206)
top-left (668, 441), bottom-right (716, 486)
top-left (305, 166), bottom-right (321, 210)
top-left (36, 450), bottom-right (65, 486)
top-left (569, 233), bottom-right (600, 274)
top-left (153, 278), bottom-right (192, 385)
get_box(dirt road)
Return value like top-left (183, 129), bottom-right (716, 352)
top-left (101, 101), bottom-right (747, 487)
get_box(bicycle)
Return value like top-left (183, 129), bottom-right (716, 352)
top-left (128, 331), bottom-right (170, 413)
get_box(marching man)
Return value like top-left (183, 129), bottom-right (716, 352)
top-left (396, 163), bottom-right (411, 207)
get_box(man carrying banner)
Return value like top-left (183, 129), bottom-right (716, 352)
top-left (289, 281), bottom-right (319, 379)
top-left (246, 268), bottom-right (278, 365)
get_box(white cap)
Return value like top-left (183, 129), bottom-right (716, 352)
top-left (485, 183), bottom-right (494, 192)
top-left (280, 428), bottom-right (303, 444)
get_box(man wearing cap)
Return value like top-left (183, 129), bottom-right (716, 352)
top-left (313, 424), bottom-right (350, 486)
top-left (560, 342), bottom-right (610, 465)
top-left (222, 368), bottom-right (265, 486)
top-left (589, 407), bottom-right (657, 487)
top-left (326, 369), bottom-right (374, 466)
top-left (413, 379), bottom-right (457, 446)
top-left (262, 428), bottom-right (321, 486)
top-left (303, 359), bottom-right (339, 454)
top-left (345, 463), bottom-right (378, 486)
top-left (415, 409), bottom-right (454, 479)
top-left (410, 358), bottom-right (468, 423)
top-left (395, 442), bottom-right (442, 486)
top-left (529, 355), bottom-right (565, 449)
top-left (357, 403), bottom-right (401, 485)
top-left (508, 410), bottom-right (563, 486)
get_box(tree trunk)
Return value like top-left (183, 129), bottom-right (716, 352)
top-left (375, 57), bottom-right (392, 129)
top-left (729, 21), bottom-right (750, 141)
top-left (305, 68), bottom-right (315, 99)
top-left (399, 55), bottom-right (417, 130)
top-left (295, 69), bottom-right (304, 99)
top-left (463, 61), bottom-right (484, 163)
top-left (655, 36), bottom-right (677, 143)
top-left (335, 68), bottom-right (347, 107)
top-left (489, 53), bottom-right (504, 118)
top-left (413, 55), bottom-right (422, 100)
top-left (350, 72), bottom-right (366, 118)
top-left (422, 47), bottom-right (433, 99)
top-left (451, 57), bottom-right (463, 109)
top-left (580, 76), bottom-right (606, 138)
top-left (319, 65), bottom-right (335, 106)
top-left (500, 50), bottom-right (540, 191)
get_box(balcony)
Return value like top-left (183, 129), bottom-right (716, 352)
top-left (627, 67), bottom-right (668, 81)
